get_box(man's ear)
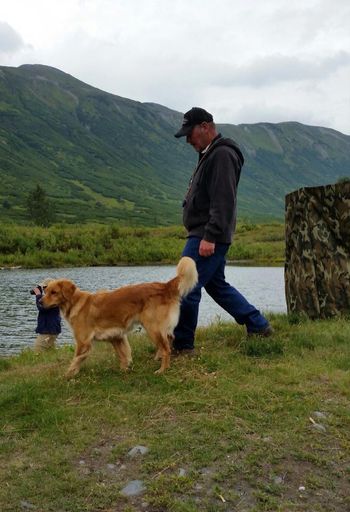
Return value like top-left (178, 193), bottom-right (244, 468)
top-left (60, 280), bottom-right (77, 300)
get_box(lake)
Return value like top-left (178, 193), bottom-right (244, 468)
top-left (0, 265), bottom-right (286, 356)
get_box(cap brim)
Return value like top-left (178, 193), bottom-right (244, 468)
top-left (174, 125), bottom-right (193, 138)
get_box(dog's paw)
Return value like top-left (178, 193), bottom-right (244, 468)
top-left (120, 360), bottom-right (133, 371)
top-left (121, 365), bottom-right (133, 372)
top-left (65, 368), bottom-right (79, 379)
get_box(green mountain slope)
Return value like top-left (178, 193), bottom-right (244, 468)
top-left (0, 64), bottom-right (349, 225)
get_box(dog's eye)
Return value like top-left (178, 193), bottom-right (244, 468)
top-left (51, 291), bottom-right (57, 295)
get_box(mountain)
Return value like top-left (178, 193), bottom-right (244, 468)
top-left (0, 64), bottom-right (349, 225)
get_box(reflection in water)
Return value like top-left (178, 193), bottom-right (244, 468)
top-left (0, 265), bottom-right (286, 355)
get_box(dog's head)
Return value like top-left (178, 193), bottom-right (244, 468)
top-left (41, 279), bottom-right (77, 308)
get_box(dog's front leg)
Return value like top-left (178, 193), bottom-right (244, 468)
top-left (66, 338), bottom-right (92, 378)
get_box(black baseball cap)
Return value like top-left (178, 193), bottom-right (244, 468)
top-left (174, 107), bottom-right (214, 138)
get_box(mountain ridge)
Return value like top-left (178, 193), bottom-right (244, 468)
top-left (0, 64), bottom-right (349, 225)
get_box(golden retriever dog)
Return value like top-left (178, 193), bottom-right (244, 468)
top-left (41, 257), bottom-right (197, 378)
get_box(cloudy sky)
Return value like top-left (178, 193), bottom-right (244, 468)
top-left (1, 0), bottom-right (350, 134)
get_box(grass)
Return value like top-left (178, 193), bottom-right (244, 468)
top-left (0, 221), bottom-right (284, 267)
top-left (1, 314), bottom-right (350, 511)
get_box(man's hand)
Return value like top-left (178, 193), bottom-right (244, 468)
top-left (199, 239), bottom-right (215, 257)
top-left (33, 287), bottom-right (42, 296)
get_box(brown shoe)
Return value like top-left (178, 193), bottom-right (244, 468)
top-left (247, 325), bottom-right (274, 338)
top-left (171, 348), bottom-right (196, 357)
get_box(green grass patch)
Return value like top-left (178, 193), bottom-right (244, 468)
top-left (0, 222), bottom-right (285, 267)
top-left (1, 315), bottom-right (349, 511)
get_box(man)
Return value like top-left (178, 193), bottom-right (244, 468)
top-left (173, 107), bottom-right (273, 352)
top-left (33, 278), bottom-right (61, 351)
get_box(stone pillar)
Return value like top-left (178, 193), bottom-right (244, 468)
top-left (285, 182), bottom-right (350, 318)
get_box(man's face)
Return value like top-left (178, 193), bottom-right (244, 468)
top-left (186, 123), bottom-right (210, 152)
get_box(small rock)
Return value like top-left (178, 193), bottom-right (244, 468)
top-left (313, 411), bottom-right (327, 420)
top-left (274, 476), bottom-right (283, 485)
top-left (312, 423), bottom-right (327, 433)
top-left (199, 467), bottom-right (212, 475)
top-left (178, 468), bottom-right (186, 477)
top-left (127, 445), bottom-right (149, 458)
top-left (107, 464), bottom-right (115, 470)
top-left (298, 485), bottom-right (306, 491)
top-left (120, 464), bottom-right (127, 470)
top-left (194, 484), bottom-right (203, 491)
top-left (21, 501), bottom-right (35, 510)
top-left (79, 460), bottom-right (85, 465)
top-left (120, 480), bottom-right (146, 497)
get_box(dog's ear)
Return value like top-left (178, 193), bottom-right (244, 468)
top-left (60, 280), bottom-right (77, 301)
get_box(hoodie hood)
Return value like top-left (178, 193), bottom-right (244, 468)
top-left (209, 135), bottom-right (245, 167)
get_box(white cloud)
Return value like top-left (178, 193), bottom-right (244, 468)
top-left (0, 0), bottom-right (350, 134)
top-left (212, 52), bottom-right (350, 87)
top-left (0, 21), bottom-right (25, 55)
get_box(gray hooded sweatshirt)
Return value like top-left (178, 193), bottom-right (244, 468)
top-left (182, 134), bottom-right (244, 244)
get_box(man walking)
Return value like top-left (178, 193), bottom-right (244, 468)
top-left (173, 107), bottom-right (273, 351)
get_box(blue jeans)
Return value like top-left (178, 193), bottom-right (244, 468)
top-left (173, 237), bottom-right (269, 349)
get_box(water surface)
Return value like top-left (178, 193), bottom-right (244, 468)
top-left (0, 265), bottom-right (286, 355)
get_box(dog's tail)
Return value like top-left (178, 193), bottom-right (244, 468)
top-left (176, 257), bottom-right (198, 297)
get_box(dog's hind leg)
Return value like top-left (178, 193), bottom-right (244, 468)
top-left (145, 327), bottom-right (171, 374)
top-left (66, 339), bottom-right (92, 379)
top-left (154, 348), bottom-right (162, 361)
top-left (154, 333), bottom-right (174, 361)
top-left (110, 335), bottom-right (132, 370)
top-left (154, 334), bottom-right (173, 361)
